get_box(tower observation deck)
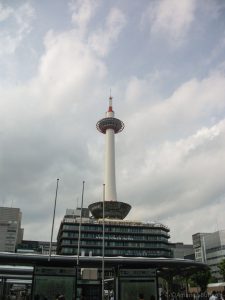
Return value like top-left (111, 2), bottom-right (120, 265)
top-left (96, 116), bottom-right (124, 134)
top-left (89, 97), bottom-right (131, 220)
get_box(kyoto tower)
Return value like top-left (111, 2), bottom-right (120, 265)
top-left (88, 97), bottom-right (131, 219)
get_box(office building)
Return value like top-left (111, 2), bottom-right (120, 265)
top-left (0, 207), bottom-right (24, 252)
top-left (193, 230), bottom-right (225, 280)
top-left (57, 208), bottom-right (171, 257)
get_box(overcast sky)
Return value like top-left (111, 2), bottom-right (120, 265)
top-left (1, 0), bottom-right (225, 244)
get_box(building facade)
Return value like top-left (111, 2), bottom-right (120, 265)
top-left (170, 242), bottom-right (194, 259)
top-left (0, 207), bottom-right (24, 252)
top-left (17, 240), bottom-right (57, 254)
top-left (193, 230), bottom-right (225, 280)
top-left (57, 209), bottom-right (171, 257)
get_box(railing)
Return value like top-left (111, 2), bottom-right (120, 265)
top-left (63, 217), bottom-right (169, 231)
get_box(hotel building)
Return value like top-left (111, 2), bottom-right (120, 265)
top-left (57, 209), bottom-right (171, 258)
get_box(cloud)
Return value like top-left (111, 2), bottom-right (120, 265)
top-left (112, 69), bottom-right (225, 243)
top-left (142, 0), bottom-right (196, 46)
top-left (124, 73), bottom-right (163, 108)
top-left (121, 70), bottom-right (225, 151)
top-left (35, 29), bottom-right (107, 113)
top-left (119, 118), bottom-right (225, 242)
top-left (200, 0), bottom-right (225, 20)
top-left (88, 7), bottom-right (126, 56)
top-left (0, 9), bottom-right (110, 240)
top-left (0, 2), bottom-right (124, 241)
top-left (166, 199), bottom-right (225, 243)
top-left (0, 3), bottom-right (34, 56)
top-left (69, 0), bottom-right (100, 35)
top-left (0, 3), bottom-right (13, 22)
top-left (1, 1), bottom-right (225, 246)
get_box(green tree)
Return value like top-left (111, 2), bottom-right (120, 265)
top-left (191, 269), bottom-right (211, 292)
top-left (218, 259), bottom-right (225, 281)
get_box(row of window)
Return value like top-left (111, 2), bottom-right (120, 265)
top-left (62, 224), bottom-right (168, 235)
top-left (207, 255), bottom-right (225, 261)
top-left (61, 247), bottom-right (171, 257)
top-left (61, 239), bottom-right (169, 248)
top-left (60, 232), bottom-right (168, 241)
top-left (206, 245), bottom-right (225, 254)
top-left (6, 236), bottom-right (16, 240)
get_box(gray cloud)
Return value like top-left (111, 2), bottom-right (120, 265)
top-left (0, 1), bottom-right (225, 244)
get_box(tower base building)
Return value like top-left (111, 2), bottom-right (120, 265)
top-left (57, 97), bottom-right (171, 257)
top-left (57, 209), bottom-right (171, 258)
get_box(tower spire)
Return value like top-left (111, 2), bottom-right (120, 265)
top-left (108, 89), bottom-right (113, 112)
top-left (108, 95), bottom-right (113, 112)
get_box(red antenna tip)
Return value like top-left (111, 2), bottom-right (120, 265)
top-left (108, 95), bottom-right (113, 112)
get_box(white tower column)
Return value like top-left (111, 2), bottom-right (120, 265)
top-left (88, 96), bottom-right (131, 220)
top-left (96, 96), bottom-right (124, 202)
top-left (105, 127), bottom-right (117, 201)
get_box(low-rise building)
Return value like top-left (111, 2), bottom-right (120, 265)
top-left (170, 242), bottom-right (194, 259)
top-left (17, 240), bottom-right (57, 254)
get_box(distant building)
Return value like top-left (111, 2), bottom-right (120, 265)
top-left (57, 208), bottom-right (172, 257)
top-left (192, 230), bottom-right (225, 280)
top-left (170, 242), bottom-right (194, 259)
top-left (192, 233), bottom-right (209, 263)
top-left (66, 208), bottom-right (89, 219)
top-left (17, 240), bottom-right (57, 254)
top-left (0, 207), bottom-right (24, 252)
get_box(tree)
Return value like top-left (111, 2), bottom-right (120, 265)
top-left (191, 269), bottom-right (211, 292)
top-left (218, 259), bottom-right (225, 281)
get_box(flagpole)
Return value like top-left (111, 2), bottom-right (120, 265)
top-left (75, 181), bottom-right (85, 300)
top-left (49, 178), bottom-right (59, 261)
top-left (77, 180), bottom-right (85, 266)
top-left (102, 183), bottom-right (105, 300)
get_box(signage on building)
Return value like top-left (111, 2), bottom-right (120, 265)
top-left (95, 235), bottom-right (134, 240)
top-left (119, 269), bottom-right (156, 277)
top-left (34, 266), bottom-right (75, 276)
